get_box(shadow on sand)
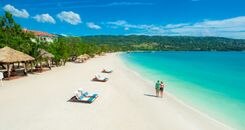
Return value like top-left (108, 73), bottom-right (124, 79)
top-left (144, 94), bottom-right (158, 98)
top-left (67, 96), bottom-right (92, 104)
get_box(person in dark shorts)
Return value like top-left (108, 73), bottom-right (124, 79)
top-left (160, 81), bottom-right (165, 98)
top-left (155, 80), bottom-right (160, 97)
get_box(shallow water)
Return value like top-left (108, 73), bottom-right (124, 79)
top-left (121, 51), bottom-right (245, 129)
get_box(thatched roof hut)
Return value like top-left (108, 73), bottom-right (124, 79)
top-left (38, 49), bottom-right (54, 59)
top-left (0, 46), bottom-right (35, 78)
top-left (0, 46), bottom-right (34, 63)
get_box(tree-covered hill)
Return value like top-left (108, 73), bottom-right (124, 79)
top-left (80, 35), bottom-right (245, 51)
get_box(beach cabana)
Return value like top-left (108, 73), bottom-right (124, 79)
top-left (0, 46), bottom-right (35, 78)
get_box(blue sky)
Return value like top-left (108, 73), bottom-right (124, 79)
top-left (0, 0), bottom-right (245, 39)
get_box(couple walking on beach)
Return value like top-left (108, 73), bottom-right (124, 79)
top-left (155, 80), bottom-right (165, 98)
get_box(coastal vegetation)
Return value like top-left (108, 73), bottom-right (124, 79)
top-left (1, 11), bottom-right (245, 65)
top-left (79, 35), bottom-right (245, 51)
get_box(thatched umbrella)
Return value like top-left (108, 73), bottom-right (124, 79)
top-left (76, 54), bottom-right (90, 63)
top-left (38, 49), bottom-right (54, 69)
top-left (83, 54), bottom-right (90, 59)
top-left (100, 52), bottom-right (106, 56)
top-left (38, 49), bottom-right (54, 59)
top-left (77, 54), bottom-right (90, 60)
top-left (0, 46), bottom-right (34, 63)
top-left (0, 46), bottom-right (34, 77)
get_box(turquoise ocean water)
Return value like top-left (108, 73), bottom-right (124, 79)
top-left (121, 51), bottom-right (245, 129)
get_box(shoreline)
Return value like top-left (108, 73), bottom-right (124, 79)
top-left (0, 53), bottom-right (233, 130)
top-left (118, 53), bottom-right (233, 129)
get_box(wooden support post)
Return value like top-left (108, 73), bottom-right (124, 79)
top-left (24, 62), bottom-right (27, 76)
top-left (12, 63), bottom-right (15, 70)
top-left (40, 60), bottom-right (43, 72)
top-left (47, 59), bottom-right (51, 70)
top-left (1, 64), bottom-right (6, 69)
top-left (30, 62), bottom-right (33, 73)
top-left (7, 63), bottom-right (10, 78)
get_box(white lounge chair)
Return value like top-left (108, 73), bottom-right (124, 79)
top-left (102, 68), bottom-right (113, 73)
top-left (74, 91), bottom-right (97, 103)
top-left (0, 72), bottom-right (3, 87)
top-left (93, 74), bottom-right (108, 82)
top-left (77, 89), bottom-right (98, 98)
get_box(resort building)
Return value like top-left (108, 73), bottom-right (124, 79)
top-left (23, 29), bottom-right (56, 43)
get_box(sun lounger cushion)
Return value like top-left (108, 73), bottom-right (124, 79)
top-left (73, 90), bottom-right (98, 103)
top-left (83, 92), bottom-right (98, 98)
top-left (78, 95), bottom-right (96, 103)
top-left (78, 89), bottom-right (83, 93)
top-left (104, 69), bottom-right (113, 73)
top-left (95, 74), bottom-right (108, 81)
top-left (75, 91), bottom-right (82, 99)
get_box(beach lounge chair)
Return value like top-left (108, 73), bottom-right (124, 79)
top-left (77, 89), bottom-right (98, 98)
top-left (73, 91), bottom-right (97, 103)
top-left (0, 72), bottom-right (3, 87)
top-left (102, 68), bottom-right (113, 73)
top-left (93, 74), bottom-right (108, 82)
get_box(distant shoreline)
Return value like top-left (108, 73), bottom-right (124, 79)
top-left (125, 50), bottom-right (245, 53)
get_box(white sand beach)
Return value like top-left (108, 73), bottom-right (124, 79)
top-left (0, 53), bottom-right (232, 130)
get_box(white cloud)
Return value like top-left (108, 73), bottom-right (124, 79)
top-left (194, 16), bottom-right (245, 29)
top-left (72, 2), bottom-right (153, 8)
top-left (86, 22), bottom-right (101, 29)
top-left (57, 11), bottom-right (81, 25)
top-left (3, 4), bottom-right (29, 18)
top-left (170, 16), bottom-right (245, 38)
top-left (60, 33), bottom-right (68, 37)
top-left (107, 20), bottom-right (128, 26)
top-left (107, 20), bottom-right (166, 34)
top-left (33, 14), bottom-right (56, 24)
top-left (124, 27), bottom-right (129, 30)
top-left (107, 16), bottom-right (245, 39)
top-left (105, 2), bottom-right (153, 6)
top-left (164, 23), bottom-right (190, 29)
